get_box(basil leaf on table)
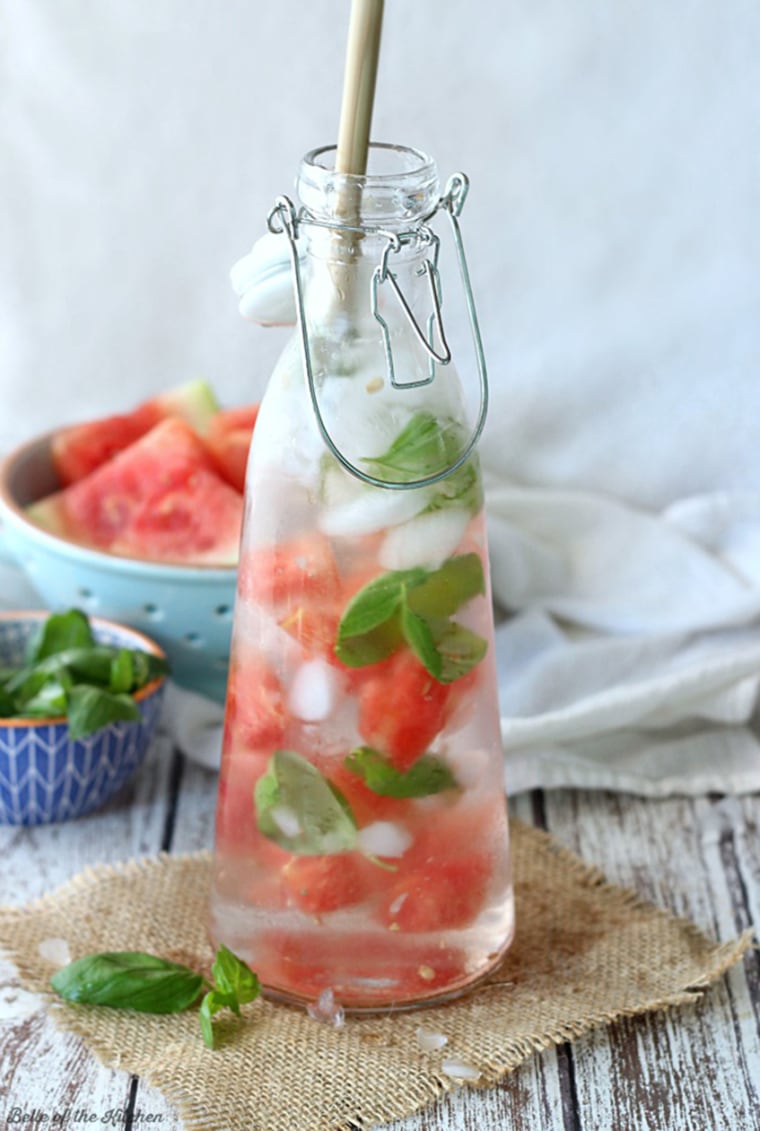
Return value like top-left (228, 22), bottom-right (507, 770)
top-left (255, 749), bottom-right (357, 855)
top-left (211, 944), bottom-right (260, 1007)
top-left (50, 944), bottom-right (261, 1050)
top-left (345, 746), bottom-right (459, 798)
top-left (50, 952), bottom-right (204, 1014)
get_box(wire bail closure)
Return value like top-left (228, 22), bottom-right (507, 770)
top-left (267, 172), bottom-right (489, 491)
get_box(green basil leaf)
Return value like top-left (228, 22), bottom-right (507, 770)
top-left (109, 648), bottom-right (135, 693)
top-left (28, 608), bottom-right (94, 663)
top-left (21, 678), bottom-right (70, 718)
top-left (362, 412), bottom-right (450, 482)
top-left (431, 621), bottom-right (488, 684)
top-left (0, 686), bottom-right (17, 715)
top-left (255, 749), bottom-right (357, 855)
top-left (338, 568), bottom-right (426, 640)
top-left (400, 604), bottom-right (442, 680)
top-left (406, 553), bottom-right (485, 619)
top-left (50, 952), bottom-right (204, 1014)
top-left (334, 616), bottom-right (404, 668)
top-left (345, 746), bottom-right (459, 798)
top-left (66, 685), bottom-right (140, 739)
top-left (211, 945), bottom-right (260, 1007)
top-left (363, 412), bottom-right (483, 515)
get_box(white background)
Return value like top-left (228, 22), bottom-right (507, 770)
top-left (2, 0), bottom-right (758, 509)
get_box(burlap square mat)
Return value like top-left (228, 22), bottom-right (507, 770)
top-left (0, 819), bottom-right (752, 1131)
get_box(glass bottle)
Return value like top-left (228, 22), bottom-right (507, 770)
top-left (209, 143), bottom-right (514, 1010)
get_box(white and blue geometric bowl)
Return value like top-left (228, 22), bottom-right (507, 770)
top-left (0, 431), bottom-right (238, 704)
top-left (0, 611), bottom-right (167, 826)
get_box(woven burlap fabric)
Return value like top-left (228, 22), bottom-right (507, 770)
top-left (0, 819), bottom-right (752, 1131)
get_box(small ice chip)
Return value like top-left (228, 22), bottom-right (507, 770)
top-left (271, 805), bottom-right (302, 838)
top-left (357, 821), bottom-right (412, 858)
top-left (306, 987), bottom-right (345, 1028)
top-left (37, 937), bottom-right (71, 967)
top-left (416, 1027), bottom-right (449, 1052)
top-left (441, 1058), bottom-right (481, 1082)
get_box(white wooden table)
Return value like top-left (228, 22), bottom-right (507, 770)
top-left (2, 733), bottom-right (759, 1130)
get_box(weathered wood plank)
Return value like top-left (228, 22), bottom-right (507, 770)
top-left (0, 734), bottom-right (178, 1127)
top-left (542, 790), bottom-right (760, 1131)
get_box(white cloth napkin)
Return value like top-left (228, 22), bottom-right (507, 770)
top-left (488, 484), bottom-right (760, 795)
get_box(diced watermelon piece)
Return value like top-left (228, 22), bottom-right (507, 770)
top-left (51, 378), bottom-right (221, 486)
top-left (204, 403), bottom-right (259, 493)
top-left (28, 418), bottom-right (243, 565)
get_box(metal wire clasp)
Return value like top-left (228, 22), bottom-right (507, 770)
top-left (267, 173), bottom-right (489, 491)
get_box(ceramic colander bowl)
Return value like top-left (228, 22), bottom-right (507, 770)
top-left (0, 431), bottom-right (238, 704)
top-left (0, 610), bottom-right (167, 825)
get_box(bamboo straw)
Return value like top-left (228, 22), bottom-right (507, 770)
top-left (329, 0), bottom-right (385, 320)
top-left (336, 0), bottom-right (385, 177)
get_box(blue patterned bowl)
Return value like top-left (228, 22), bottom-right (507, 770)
top-left (0, 431), bottom-right (237, 704)
top-left (0, 611), bottom-right (167, 826)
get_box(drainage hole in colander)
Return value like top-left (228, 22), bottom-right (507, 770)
top-left (142, 603), bottom-right (164, 620)
top-left (183, 632), bottom-right (204, 648)
top-left (214, 604), bottom-right (232, 619)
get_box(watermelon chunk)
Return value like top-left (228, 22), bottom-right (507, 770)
top-left (28, 418), bottom-right (243, 566)
top-left (204, 403), bottom-right (259, 493)
top-left (51, 378), bottom-right (220, 486)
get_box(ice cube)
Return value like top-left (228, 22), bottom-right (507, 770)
top-left (320, 488), bottom-right (429, 538)
top-left (357, 821), bottom-right (412, 858)
top-left (379, 507), bottom-right (471, 571)
top-left (288, 659), bottom-right (339, 722)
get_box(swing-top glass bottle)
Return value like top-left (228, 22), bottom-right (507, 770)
top-left (209, 142), bottom-right (515, 1010)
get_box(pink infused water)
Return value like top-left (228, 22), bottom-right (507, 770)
top-left (209, 434), bottom-right (514, 1009)
top-left (210, 141), bottom-right (514, 1009)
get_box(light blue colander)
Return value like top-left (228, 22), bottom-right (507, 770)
top-left (0, 432), bottom-right (237, 704)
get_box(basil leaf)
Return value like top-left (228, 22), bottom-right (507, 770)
top-left (400, 604), bottom-right (442, 680)
top-left (66, 685), bottom-right (140, 739)
top-left (199, 991), bottom-right (227, 1048)
top-left (334, 616), bottom-right (404, 668)
top-left (50, 952), bottom-right (203, 1014)
top-left (363, 412), bottom-right (450, 482)
top-left (407, 553), bottom-right (485, 620)
top-left (212, 944), bottom-right (260, 1007)
top-left (255, 749), bottom-right (357, 856)
top-left (363, 412), bottom-right (483, 515)
top-left (431, 621), bottom-right (488, 684)
top-left (109, 649), bottom-right (135, 693)
top-left (0, 686), bottom-right (17, 715)
top-left (338, 568), bottom-right (426, 639)
top-left (22, 678), bottom-right (70, 718)
top-left (345, 746), bottom-right (459, 798)
top-left (28, 608), bottom-right (94, 663)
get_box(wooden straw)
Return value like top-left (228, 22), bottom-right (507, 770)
top-left (335, 0), bottom-right (385, 177)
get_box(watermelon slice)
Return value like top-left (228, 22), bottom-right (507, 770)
top-left (28, 418), bottom-right (243, 566)
top-left (204, 403), bottom-right (259, 493)
top-left (51, 378), bottom-right (220, 486)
